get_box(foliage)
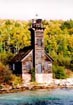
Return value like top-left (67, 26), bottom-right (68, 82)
top-left (0, 19), bottom-right (30, 54)
top-left (44, 20), bottom-right (73, 71)
top-left (30, 68), bottom-right (35, 82)
top-left (0, 52), bottom-right (14, 64)
top-left (53, 65), bottom-right (67, 79)
top-left (0, 62), bottom-right (22, 85)
top-left (11, 75), bottom-right (22, 87)
top-left (0, 62), bottom-right (13, 84)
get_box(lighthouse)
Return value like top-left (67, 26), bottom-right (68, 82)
top-left (29, 19), bottom-right (53, 83)
top-left (10, 19), bottom-right (53, 83)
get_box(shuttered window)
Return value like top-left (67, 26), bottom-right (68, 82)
top-left (26, 62), bottom-right (31, 70)
top-left (37, 64), bottom-right (42, 73)
top-left (37, 39), bottom-right (42, 46)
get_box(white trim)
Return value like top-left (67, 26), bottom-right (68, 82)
top-left (21, 50), bottom-right (33, 62)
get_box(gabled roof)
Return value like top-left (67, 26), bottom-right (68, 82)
top-left (10, 46), bottom-right (53, 63)
top-left (11, 46), bottom-right (32, 62)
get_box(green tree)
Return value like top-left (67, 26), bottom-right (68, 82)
top-left (53, 65), bottom-right (67, 79)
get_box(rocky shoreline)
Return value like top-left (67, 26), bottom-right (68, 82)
top-left (0, 78), bottom-right (73, 94)
top-left (0, 80), bottom-right (73, 94)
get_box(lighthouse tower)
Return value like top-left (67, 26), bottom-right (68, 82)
top-left (29, 19), bottom-right (53, 83)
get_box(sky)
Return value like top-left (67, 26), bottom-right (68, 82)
top-left (0, 0), bottom-right (73, 20)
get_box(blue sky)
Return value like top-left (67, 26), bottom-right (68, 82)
top-left (0, 0), bottom-right (73, 20)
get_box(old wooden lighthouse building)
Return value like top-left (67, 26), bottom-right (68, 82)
top-left (10, 19), bottom-right (53, 83)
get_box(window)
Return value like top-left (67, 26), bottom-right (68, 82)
top-left (37, 64), bottom-right (42, 73)
top-left (48, 63), bottom-right (52, 70)
top-left (44, 62), bottom-right (52, 73)
top-left (44, 62), bottom-right (48, 70)
top-left (26, 62), bottom-right (31, 70)
top-left (38, 52), bottom-right (42, 58)
top-left (37, 39), bottom-right (42, 46)
top-left (13, 64), bottom-right (15, 70)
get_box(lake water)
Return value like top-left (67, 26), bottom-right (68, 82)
top-left (0, 88), bottom-right (73, 105)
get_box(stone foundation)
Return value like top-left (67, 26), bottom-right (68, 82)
top-left (22, 73), bottom-right (53, 84)
top-left (22, 74), bottom-right (31, 83)
top-left (35, 73), bottom-right (53, 84)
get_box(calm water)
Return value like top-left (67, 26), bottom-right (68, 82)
top-left (0, 88), bottom-right (73, 105)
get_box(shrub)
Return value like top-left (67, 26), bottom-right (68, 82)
top-left (0, 62), bottom-right (13, 84)
top-left (30, 68), bottom-right (35, 82)
top-left (11, 75), bottom-right (22, 87)
top-left (0, 62), bottom-right (22, 86)
top-left (53, 65), bottom-right (67, 79)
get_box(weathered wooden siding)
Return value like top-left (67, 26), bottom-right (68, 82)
top-left (21, 51), bottom-right (33, 82)
top-left (22, 51), bottom-right (33, 74)
top-left (35, 29), bottom-right (45, 73)
top-left (35, 29), bottom-right (52, 74)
